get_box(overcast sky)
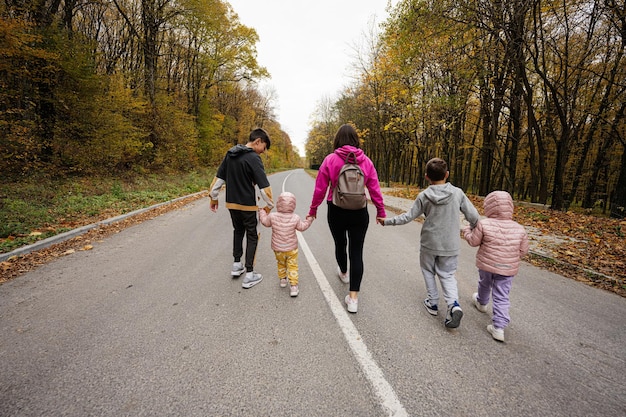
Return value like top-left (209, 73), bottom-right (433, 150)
top-left (226, 0), bottom-right (398, 156)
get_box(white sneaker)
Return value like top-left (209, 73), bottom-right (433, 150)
top-left (487, 325), bottom-right (505, 342)
top-left (290, 285), bottom-right (299, 297)
top-left (344, 295), bottom-right (358, 313)
top-left (231, 262), bottom-right (245, 277)
top-left (280, 278), bottom-right (288, 288)
top-left (337, 266), bottom-right (349, 284)
top-left (242, 271), bottom-right (263, 288)
top-left (473, 293), bottom-right (488, 313)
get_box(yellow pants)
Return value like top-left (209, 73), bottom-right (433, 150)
top-left (274, 249), bottom-right (299, 286)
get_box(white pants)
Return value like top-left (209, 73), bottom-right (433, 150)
top-left (419, 252), bottom-right (459, 307)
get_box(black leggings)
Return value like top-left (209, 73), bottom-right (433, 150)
top-left (229, 209), bottom-right (258, 272)
top-left (327, 201), bottom-right (369, 292)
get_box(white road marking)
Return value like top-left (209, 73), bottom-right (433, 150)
top-left (281, 172), bottom-right (293, 193)
top-left (282, 172), bottom-right (406, 416)
top-left (297, 233), bottom-right (408, 417)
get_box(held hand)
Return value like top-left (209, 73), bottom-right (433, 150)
top-left (306, 215), bottom-right (315, 222)
top-left (376, 217), bottom-right (385, 226)
top-left (210, 200), bottom-right (218, 212)
top-left (263, 206), bottom-right (272, 214)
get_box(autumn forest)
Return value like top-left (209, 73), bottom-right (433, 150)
top-left (1, 0), bottom-right (302, 180)
top-left (1, 0), bottom-right (625, 218)
top-left (307, 0), bottom-right (626, 217)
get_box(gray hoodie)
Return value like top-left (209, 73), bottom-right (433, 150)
top-left (384, 182), bottom-right (479, 256)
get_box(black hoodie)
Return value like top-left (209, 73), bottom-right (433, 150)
top-left (209, 144), bottom-right (274, 211)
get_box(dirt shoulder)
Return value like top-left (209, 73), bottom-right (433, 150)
top-left (383, 188), bottom-right (625, 298)
top-left (508, 198), bottom-right (626, 298)
top-left (0, 193), bottom-right (208, 285)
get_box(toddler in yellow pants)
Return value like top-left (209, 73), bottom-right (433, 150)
top-left (259, 192), bottom-right (314, 297)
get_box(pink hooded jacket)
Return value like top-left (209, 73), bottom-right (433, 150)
top-left (259, 192), bottom-right (312, 252)
top-left (308, 145), bottom-right (386, 218)
top-left (464, 191), bottom-right (529, 276)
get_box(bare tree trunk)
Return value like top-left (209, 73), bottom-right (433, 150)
top-left (506, 0), bottom-right (529, 195)
top-left (550, 132), bottom-right (572, 210)
top-left (478, 80), bottom-right (493, 196)
top-left (611, 141), bottom-right (626, 218)
top-left (141, 0), bottom-right (158, 105)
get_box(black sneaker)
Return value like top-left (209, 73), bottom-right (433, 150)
top-left (445, 301), bottom-right (463, 328)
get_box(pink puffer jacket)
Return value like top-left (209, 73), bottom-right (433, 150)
top-left (464, 191), bottom-right (529, 276)
top-left (259, 192), bottom-right (312, 252)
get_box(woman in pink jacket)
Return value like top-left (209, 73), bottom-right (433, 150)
top-left (308, 124), bottom-right (386, 313)
top-left (463, 191), bottom-right (529, 342)
top-left (259, 192), bottom-right (313, 297)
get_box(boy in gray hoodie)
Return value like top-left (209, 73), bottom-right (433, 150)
top-left (382, 158), bottom-right (479, 328)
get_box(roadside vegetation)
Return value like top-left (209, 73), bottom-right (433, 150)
top-left (0, 170), bottom-right (213, 254)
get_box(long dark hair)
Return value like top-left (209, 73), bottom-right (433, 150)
top-left (333, 124), bottom-right (360, 150)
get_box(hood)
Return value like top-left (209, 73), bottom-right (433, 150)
top-left (227, 144), bottom-right (254, 158)
top-left (334, 145), bottom-right (366, 164)
top-left (484, 191), bottom-right (514, 220)
top-left (421, 182), bottom-right (455, 205)
top-left (276, 192), bottom-right (296, 213)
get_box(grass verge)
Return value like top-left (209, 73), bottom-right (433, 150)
top-left (0, 169), bottom-right (214, 254)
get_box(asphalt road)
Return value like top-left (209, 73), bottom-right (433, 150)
top-left (1, 169), bottom-right (625, 416)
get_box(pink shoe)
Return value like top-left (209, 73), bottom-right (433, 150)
top-left (290, 285), bottom-right (299, 297)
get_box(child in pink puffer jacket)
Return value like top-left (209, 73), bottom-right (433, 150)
top-left (259, 192), bottom-right (314, 297)
top-left (463, 191), bottom-right (529, 342)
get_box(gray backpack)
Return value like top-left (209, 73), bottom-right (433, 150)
top-left (332, 152), bottom-right (367, 210)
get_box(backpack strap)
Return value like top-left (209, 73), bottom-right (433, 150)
top-left (345, 152), bottom-right (358, 165)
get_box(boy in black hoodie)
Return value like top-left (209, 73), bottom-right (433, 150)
top-left (209, 129), bottom-right (274, 288)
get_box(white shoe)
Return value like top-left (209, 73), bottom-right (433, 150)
top-left (473, 293), bottom-right (488, 313)
top-left (290, 285), bottom-right (299, 297)
top-left (231, 262), bottom-right (245, 277)
top-left (344, 295), bottom-right (358, 313)
top-left (279, 278), bottom-right (288, 288)
top-left (487, 325), bottom-right (505, 342)
top-left (242, 271), bottom-right (263, 288)
top-left (337, 266), bottom-right (349, 284)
